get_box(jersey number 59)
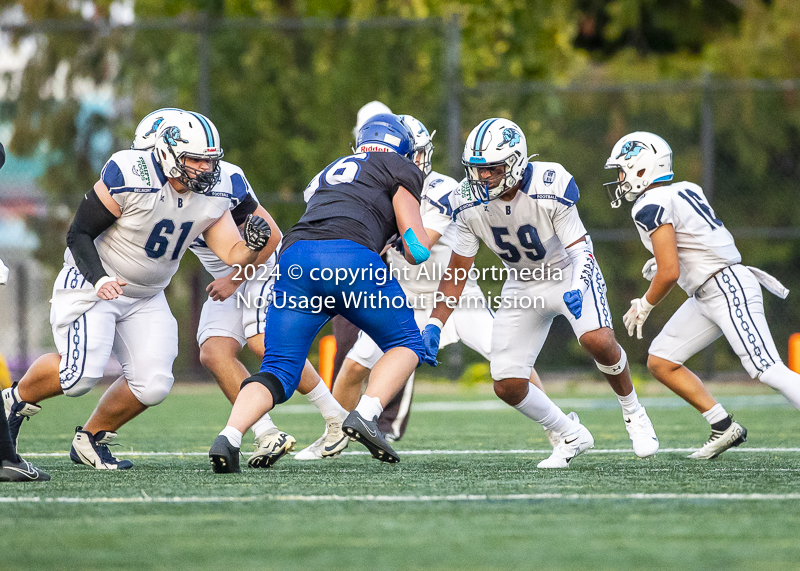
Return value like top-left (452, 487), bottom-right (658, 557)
top-left (490, 224), bottom-right (546, 263)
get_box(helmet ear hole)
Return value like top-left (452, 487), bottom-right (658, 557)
top-left (637, 168), bottom-right (646, 177)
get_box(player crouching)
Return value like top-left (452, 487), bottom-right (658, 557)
top-left (423, 119), bottom-right (659, 468)
top-left (3, 111), bottom-right (273, 470)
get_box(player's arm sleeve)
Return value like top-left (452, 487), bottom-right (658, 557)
top-left (231, 194), bottom-right (258, 226)
top-left (66, 190), bottom-right (118, 286)
top-left (633, 199), bottom-right (674, 235)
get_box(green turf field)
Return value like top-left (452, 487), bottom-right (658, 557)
top-left (3, 382), bottom-right (800, 570)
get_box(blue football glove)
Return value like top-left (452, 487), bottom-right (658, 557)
top-left (563, 290), bottom-right (583, 320)
top-left (420, 323), bottom-right (441, 367)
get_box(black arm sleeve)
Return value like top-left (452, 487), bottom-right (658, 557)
top-left (231, 193), bottom-right (259, 226)
top-left (66, 190), bottom-right (118, 286)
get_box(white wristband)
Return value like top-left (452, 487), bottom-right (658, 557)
top-left (640, 295), bottom-right (655, 311)
top-left (94, 276), bottom-right (117, 294)
top-left (427, 318), bottom-right (444, 331)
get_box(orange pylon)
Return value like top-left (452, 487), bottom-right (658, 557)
top-left (789, 333), bottom-right (800, 374)
top-left (319, 335), bottom-right (337, 389)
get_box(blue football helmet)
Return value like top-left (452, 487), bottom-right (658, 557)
top-left (355, 113), bottom-right (415, 159)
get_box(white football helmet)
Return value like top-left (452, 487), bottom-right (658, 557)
top-left (153, 110), bottom-right (224, 194)
top-left (399, 115), bottom-right (435, 177)
top-left (604, 131), bottom-right (673, 208)
top-left (131, 108), bottom-right (184, 150)
top-left (462, 118), bottom-right (528, 203)
top-left (353, 101), bottom-right (392, 139)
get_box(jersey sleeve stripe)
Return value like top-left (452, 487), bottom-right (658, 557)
top-left (564, 177), bottom-right (580, 204)
top-left (108, 187), bottom-right (160, 196)
top-left (230, 173), bottom-right (249, 202)
top-left (101, 160), bottom-right (125, 189)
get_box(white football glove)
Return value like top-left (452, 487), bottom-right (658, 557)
top-left (642, 258), bottom-right (657, 281)
top-left (0, 257), bottom-right (8, 285)
top-left (623, 297), bottom-right (655, 340)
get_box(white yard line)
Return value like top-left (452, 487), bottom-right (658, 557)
top-left (19, 447), bottom-right (800, 457)
top-left (1, 493), bottom-right (799, 504)
top-left (277, 394), bottom-right (789, 414)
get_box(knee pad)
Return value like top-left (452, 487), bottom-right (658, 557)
top-left (62, 377), bottom-right (101, 398)
top-left (596, 346), bottom-right (627, 376)
top-left (242, 371), bottom-right (287, 405)
top-left (130, 374), bottom-right (174, 407)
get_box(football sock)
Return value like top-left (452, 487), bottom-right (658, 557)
top-left (0, 403), bottom-right (17, 462)
top-left (702, 403), bottom-right (729, 425)
top-left (306, 380), bottom-right (347, 422)
top-left (251, 414), bottom-right (278, 439)
top-left (759, 363), bottom-right (800, 410)
top-left (617, 387), bottom-right (642, 416)
top-left (219, 426), bottom-right (242, 449)
top-left (711, 416), bottom-right (733, 432)
top-left (513, 384), bottom-right (580, 435)
top-left (354, 395), bottom-right (383, 421)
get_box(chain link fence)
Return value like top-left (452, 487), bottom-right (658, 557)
top-left (1, 16), bottom-right (799, 381)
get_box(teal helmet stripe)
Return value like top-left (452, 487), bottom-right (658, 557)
top-left (473, 119), bottom-right (497, 157)
top-left (186, 111), bottom-right (214, 147)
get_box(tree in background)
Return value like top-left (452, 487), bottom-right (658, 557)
top-left (2, 0), bottom-right (799, 372)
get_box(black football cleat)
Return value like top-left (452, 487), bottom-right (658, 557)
top-left (0, 456), bottom-right (50, 482)
top-left (342, 411), bottom-right (400, 464)
top-left (209, 435), bottom-right (241, 473)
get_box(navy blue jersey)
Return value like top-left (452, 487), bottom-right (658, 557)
top-left (283, 152), bottom-right (423, 254)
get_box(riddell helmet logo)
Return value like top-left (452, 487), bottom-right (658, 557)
top-left (357, 144), bottom-right (392, 153)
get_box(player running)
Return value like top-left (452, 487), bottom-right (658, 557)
top-left (604, 131), bottom-right (800, 459)
top-left (3, 110), bottom-right (272, 469)
top-left (422, 118), bottom-right (660, 469)
top-left (209, 113), bottom-right (435, 471)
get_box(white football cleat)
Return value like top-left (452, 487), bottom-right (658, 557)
top-left (70, 427), bottom-right (133, 470)
top-left (247, 429), bottom-right (296, 468)
top-left (537, 424), bottom-right (594, 469)
top-left (545, 411), bottom-right (579, 448)
top-left (688, 418), bottom-right (747, 459)
top-left (294, 418), bottom-right (349, 460)
top-left (624, 407), bottom-right (659, 458)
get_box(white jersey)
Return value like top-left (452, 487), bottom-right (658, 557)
top-left (450, 162), bottom-right (587, 278)
top-left (64, 150), bottom-right (231, 298)
top-left (385, 170), bottom-right (466, 294)
top-left (630, 181), bottom-right (741, 296)
top-left (189, 161), bottom-right (260, 279)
